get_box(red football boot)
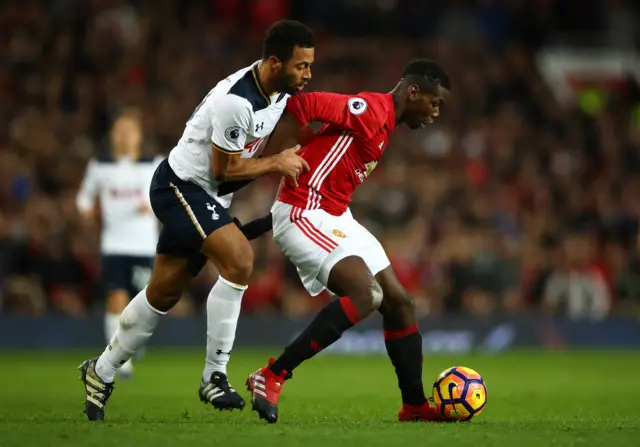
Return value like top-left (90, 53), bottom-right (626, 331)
top-left (398, 398), bottom-right (449, 422)
top-left (246, 358), bottom-right (290, 424)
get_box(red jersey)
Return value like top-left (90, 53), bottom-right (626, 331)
top-left (278, 92), bottom-right (396, 215)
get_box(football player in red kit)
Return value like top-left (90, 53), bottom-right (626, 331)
top-left (247, 59), bottom-right (450, 424)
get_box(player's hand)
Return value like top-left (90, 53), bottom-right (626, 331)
top-left (138, 203), bottom-right (152, 215)
top-left (275, 145), bottom-right (309, 188)
top-left (79, 209), bottom-right (98, 228)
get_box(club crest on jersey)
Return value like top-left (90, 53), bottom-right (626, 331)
top-left (348, 97), bottom-right (368, 115)
top-left (225, 126), bottom-right (243, 141)
top-left (332, 229), bottom-right (346, 238)
top-left (206, 203), bottom-right (220, 220)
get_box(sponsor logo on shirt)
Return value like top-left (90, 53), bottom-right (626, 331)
top-left (355, 161), bottom-right (378, 183)
top-left (108, 188), bottom-right (143, 198)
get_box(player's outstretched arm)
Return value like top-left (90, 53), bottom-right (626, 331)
top-left (286, 92), bottom-right (383, 140)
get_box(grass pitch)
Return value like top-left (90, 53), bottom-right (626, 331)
top-left (0, 349), bottom-right (638, 446)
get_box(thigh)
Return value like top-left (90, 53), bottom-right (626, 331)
top-left (272, 201), bottom-right (351, 296)
top-left (340, 217), bottom-right (391, 277)
top-left (101, 255), bottom-right (129, 294)
top-left (156, 227), bottom-right (208, 277)
top-left (199, 221), bottom-right (253, 272)
top-left (326, 255), bottom-right (377, 299)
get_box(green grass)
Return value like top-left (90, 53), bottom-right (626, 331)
top-left (0, 350), bottom-right (638, 446)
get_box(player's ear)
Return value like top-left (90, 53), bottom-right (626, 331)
top-left (268, 55), bottom-right (283, 72)
top-left (407, 84), bottom-right (420, 101)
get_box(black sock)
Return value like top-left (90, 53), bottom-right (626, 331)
top-left (384, 324), bottom-right (427, 407)
top-left (269, 297), bottom-right (361, 375)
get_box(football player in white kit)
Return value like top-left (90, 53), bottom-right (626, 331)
top-left (78, 20), bottom-right (314, 421)
top-left (76, 108), bottom-right (162, 379)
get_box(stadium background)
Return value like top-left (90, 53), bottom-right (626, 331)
top-left (2, 0), bottom-right (640, 329)
top-left (2, 1), bottom-right (640, 445)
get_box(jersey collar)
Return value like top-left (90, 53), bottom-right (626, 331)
top-left (252, 64), bottom-right (271, 106)
top-left (385, 93), bottom-right (397, 132)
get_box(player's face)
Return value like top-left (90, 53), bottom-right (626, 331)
top-left (274, 46), bottom-right (314, 94)
top-left (111, 116), bottom-right (142, 153)
top-left (405, 86), bottom-right (449, 130)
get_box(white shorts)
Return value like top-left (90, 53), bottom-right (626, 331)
top-left (271, 201), bottom-right (390, 296)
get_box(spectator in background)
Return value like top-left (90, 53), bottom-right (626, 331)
top-left (2, 0), bottom-right (640, 318)
top-left (543, 231), bottom-right (612, 320)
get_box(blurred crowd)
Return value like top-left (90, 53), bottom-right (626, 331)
top-left (2, 0), bottom-right (640, 319)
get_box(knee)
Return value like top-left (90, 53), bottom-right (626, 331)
top-left (218, 250), bottom-right (254, 285)
top-left (350, 275), bottom-right (384, 314)
top-left (393, 289), bottom-right (415, 312)
top-left (380, 288), bottom-right (415, 317)
top-left (106, 290), bottom-right (129, 313)
top-left (370, 279), bottom-right (384, 310)
top-left (146, 278), bottom-right (182, 312)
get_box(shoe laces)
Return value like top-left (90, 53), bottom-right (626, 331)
top-left (210, 372), bottom-right (234, 393)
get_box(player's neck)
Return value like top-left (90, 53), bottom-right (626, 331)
top-left (257, 60), bottom-right (278, 97)
top-left (114, 148), bottom-right (140, 161)
top-left (389, 85), bottom-right (406, 125)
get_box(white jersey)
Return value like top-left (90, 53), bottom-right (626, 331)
top-left (168, 61), bottom-right (290, 208)
top-left (76, 155), bottom-right (163, 256)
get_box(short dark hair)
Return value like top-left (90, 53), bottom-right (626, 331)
top-left (263, 20), bottom-right (314, 62)
top-left (402, 59), bottom-right (451, 93)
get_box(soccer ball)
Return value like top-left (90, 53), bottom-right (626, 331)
top-left (432, 366), bottom-right (487, 421)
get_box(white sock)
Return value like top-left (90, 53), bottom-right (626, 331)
top-left (95, 287), bottom-right (165, 382)
top-left (105, 312), bottom-right (133, 375)
top-left (119, 358), bottom-right (134, 375)
top-left (104, 312), bottom-right (120, 344)
top-left (202, 276), bottom-right (247, 381)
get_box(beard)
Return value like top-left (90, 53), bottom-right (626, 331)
top-left (274, 72), bottom-right (304, 95)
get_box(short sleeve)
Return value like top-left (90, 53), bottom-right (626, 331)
top-left (76, 159), bottom-right (100, 212)
top-left (210, 95), bottom-right (253, 154)
top-left (286, 92), bottom-right (388, 141)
